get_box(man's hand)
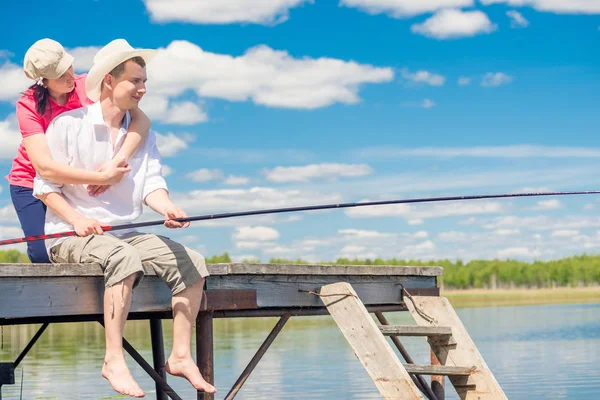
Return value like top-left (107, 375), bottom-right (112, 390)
top-left (163, 204), bottom-right (190, 229)
top-left (72, 217), bottom-right (105, 236)
top-left (87, 157), bottom-right (131, 197)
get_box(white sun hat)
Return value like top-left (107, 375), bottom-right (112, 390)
top-left (85, 39), bottom-right (157, 102)
top-left (23, 38), bottom-right (74, 84)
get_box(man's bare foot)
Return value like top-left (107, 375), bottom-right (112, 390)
top-left (102, 357), bottom-right (145, 398)
top-left (165, 356), bottom-right (217, 393)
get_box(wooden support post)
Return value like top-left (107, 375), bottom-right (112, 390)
top-left (320, 282), bottom-right (424, 399)
top-left (431, 349), bottom-right (445, 400)
top-left (196, 312), bottom-right (214, 400)
top-left (150, 319), bottom-right (168, 400)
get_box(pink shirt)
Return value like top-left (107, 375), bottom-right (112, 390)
top-left (6, 74), bottom-right (93, 188)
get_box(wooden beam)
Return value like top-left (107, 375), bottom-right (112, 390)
top-left (403, 364), bottom-right (474, 377)
top-left (0, 263), bottom-right (443, 277)
top-left (379, 325), bottom-right (452, 337)
top-left (320, 282), bottom-right (424, 399)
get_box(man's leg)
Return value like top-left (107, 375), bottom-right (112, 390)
top-left (50, 234), bottom-right (146, 397)
top-left (123, 233), bottom-right (216, 393)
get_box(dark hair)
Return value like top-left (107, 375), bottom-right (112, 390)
top-left (109, 56), bottom-right (146, 78)
top-left (26, 83), bottom-right (51, 117)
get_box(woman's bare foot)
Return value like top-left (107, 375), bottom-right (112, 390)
top-left (165, 356), bottom-right (217, 393)
top-left (102, 357), bottom-right (145, 398)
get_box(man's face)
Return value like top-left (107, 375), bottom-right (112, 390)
top-left (111, 60), bottom-right (147, 110)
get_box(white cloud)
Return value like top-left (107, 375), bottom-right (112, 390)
top-left (0, 114), bottom-right (23, 159)
top-left (143, 0), bottom-right (312, 24)
top-left (186, 168), bottom-right (224, 182)
top-left (584, 204), bottom-right (595, 210)
top-left (346, 200), bottom-right (505, 220)
top-left (234, 226), bottom-right (280, 241)
top-left (411, 9), bottom-right (497, 39)
top-left (172, 186), bottom-right (343, 215)
top-left (494, 228), bottom-right (520, 236)
top-left (161, 165), bottom-right (173, 177)
top-left (154, 131), bottom-right (192, 156)
top-left (534, 199), bottom-right (562, 210)
top-left (264, 163), bottom-right (373, 183)
top-left (0, 205), bottom-right (17, 220)
top-left (481, 72), bottom-right (513, 87)
top-left (400, 98), bottom-right (437, 108)
top-left (483, 215), bottom-right (600, 231)
top-left (422, 99), bottom-right (436, 108)
top-left (0, 50), bottom-right (14, 60)
top-left (224, 175), bottom-right (250, 185)
top-left (340, 0), bottom-right (474, 18)
top-left (141, 95), bottom-right (208, 125)
top-left (496, 246), bottom-right (540, 259)
top-left (551, 229), bottom-right (580, 238)
top-left (68, 46), bottom-right (101, 72)
top-left (338, 229), bottom-right (394, 238)
top-left (401, 69), bottom-right (446, 86)
top-left (356, 145), bottom-right (600, 159)
top-left (190, 148), bottom-right (312, 164)
top-left (0, 62), bottom-right (31, 102)
top-left (458, 76), bottom-right (472, 86)
top-left (506, 10), bottom-right (529, 27)
top-left (148, 41), bottom-right (394, 110)
top-left (481, 0), bottom-right (600, 14)
top-left (397, 240), bottom-right (437, 258)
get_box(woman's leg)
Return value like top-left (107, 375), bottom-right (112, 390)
top-left (10, 184), bottom-right (50, 263)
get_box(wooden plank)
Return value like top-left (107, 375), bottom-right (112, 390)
top-left (225, 264), bottom-right (443, 276)
top-left (0, 263), bottom-right (443, 277)
top-left (0, 277), bottom-right (255, 318)
top-left (207, 274), bottom-right (435, 307)
top-left (320, 282), bottom-right (424, 400)
top-left (202, 289), bottom-right (257, 311)
top-left (405, 296), bottom-right (508, 400)
top-left (379, 325), bottom-right (452, 337)
top-left (403, 364), bottom-right (474, 376)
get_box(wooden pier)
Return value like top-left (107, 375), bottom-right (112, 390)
top-left (0, 263), bottom-right (505, 399)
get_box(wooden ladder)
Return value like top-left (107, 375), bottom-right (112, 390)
top-left (319, 282), bottom-right (508, 400)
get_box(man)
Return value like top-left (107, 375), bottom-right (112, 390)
top-left (33, 39), bottom-right (216, 398)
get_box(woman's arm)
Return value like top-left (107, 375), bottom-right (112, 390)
top-left (23, 134), bottom-right (130, 185)
top-left (86, 107), bottom-right (151, 196)
top-left (113, 107), bottom-right (151, 162)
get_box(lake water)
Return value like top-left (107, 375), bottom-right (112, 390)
top-left (1, 302), bottom-right (599, 399)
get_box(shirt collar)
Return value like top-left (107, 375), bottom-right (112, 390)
top-left (88, 101), bottom-right (131, 149)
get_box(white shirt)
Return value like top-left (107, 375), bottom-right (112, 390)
top-left (33, 101), bottom-right (168, 251)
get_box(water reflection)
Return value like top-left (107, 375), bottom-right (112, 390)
top-left (1, 303), bottom-right (598, 399)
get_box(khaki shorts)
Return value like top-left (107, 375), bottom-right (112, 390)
top-left (49, 232), bottom-right (209, 295)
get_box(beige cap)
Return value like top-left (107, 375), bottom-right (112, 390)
top-left (23, 38), bottom-right (74, 82)
top-left (85, 39), bottom-right (157, 102)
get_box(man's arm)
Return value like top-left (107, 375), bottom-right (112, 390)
top-left (141, 132), bottom-right (188, 229)
top-left (37, 192), bottom-right (105, 236)
top-left (144, 189), bottom-right (190, 229)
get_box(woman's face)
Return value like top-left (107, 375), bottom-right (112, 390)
top-left (45, 66), bottom-right (75, 94)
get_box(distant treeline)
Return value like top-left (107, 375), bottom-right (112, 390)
top-left (206, 253), bottom-right (600, 289)
top-left (4, 249), bottom-right (598, 289)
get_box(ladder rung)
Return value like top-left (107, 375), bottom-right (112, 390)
top-left (379, 325), bottom-right (452, 337)
top-left (403, 364), bottom-right (475, 376)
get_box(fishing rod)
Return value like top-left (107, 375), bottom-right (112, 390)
top-left (2, 190), bottom-right (599, 247)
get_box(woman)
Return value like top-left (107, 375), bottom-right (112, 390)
top-left (6, 38), bottom-right (151, 263)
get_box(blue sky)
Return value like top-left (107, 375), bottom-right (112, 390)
top-left (0, 0), bottom-right (599, 262)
